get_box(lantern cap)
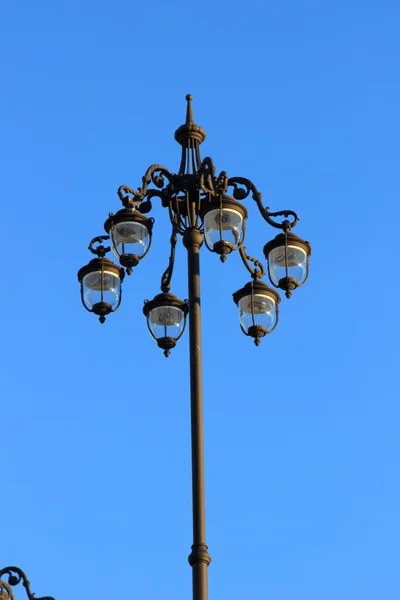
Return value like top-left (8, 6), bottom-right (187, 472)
top-left (143, 292), bottom-right (188, 317)
top-left (263, 231), bottom-right (311, 259)
top-left (77, 257), bottom-right (125, 283)
top-left (199, 196), bottom-right (248, 221)
top-left (233, 280), bottom-right (281, 306)
top-left (104, 207), bottom-right (154, 232)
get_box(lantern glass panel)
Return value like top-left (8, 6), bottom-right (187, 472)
top-left (204, 208), bottom-right (244, 250)
top-left (149, 305), bottom-right (185, 340)
top-left (111, 221), bottom-right (150, 260)
top-left (83, 270), bottom-right (121, 310)
top-left (268, 245), bottom-right (307, 286)
top-left (238, 293), bottom-right (277, 333)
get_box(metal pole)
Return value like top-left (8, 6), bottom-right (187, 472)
top-left (183, 223), bottom-right (211, 600)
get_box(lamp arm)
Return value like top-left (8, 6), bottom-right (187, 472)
top-left (227, 176), bottom-right (299, 230)
top-left (161, 217), bottom-right (179, 293)
top-left (0, 567), bottom-right (55, 600)
top-left (88, 235), bottom-right (110, 256)
top-left (199, 157), bottom-right (228, 196)
top-left (239, 246), bottom-right (265, 280)
top-left (139, 164), bottom-right (175, 196)
top-left (117, 165), bottom-right (175, 214)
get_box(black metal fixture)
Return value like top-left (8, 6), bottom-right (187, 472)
top-left (143, 292), bottom-right (188, 357)
top-left (200, 195), bottom-right (248, 261)
top-left (78, 95), bottom-right (311, 600)
top-left (77, 235), bottom-right (125, 323)
top-left (0, 567), bottom-right (54, 600)
top-left (104, 203), bottom-right (154, 275)
top-left (264, 229), bottom-right (311, 298)
top-left (233, 278), bottom-right (281, 346)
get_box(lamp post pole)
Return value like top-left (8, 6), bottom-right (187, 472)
top-left (78, 94), bottom-right (311, 600)
top-left (184, 220), bottom-right (211, 600)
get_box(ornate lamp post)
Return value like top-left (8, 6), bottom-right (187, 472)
top-left (0, 567), bottom-right (54, 600)
top-left (78, 95), bottom-right (311, 600)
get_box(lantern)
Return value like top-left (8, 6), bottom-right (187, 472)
top-left (104, 207), bottom-right (154, 274)
top-left (143, 293), bottom-right (188, 357)
top-left (200, 196), bottom-right (247, 261)
top-left (78, 254), bottom-right (124, 323)
top-left (263, 232), bottom-right (311, 298)
top-left (233, 280), bottom-right (281, 345)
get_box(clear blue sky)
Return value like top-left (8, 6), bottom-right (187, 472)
top-left (1, 1), bottom-right (399, 599)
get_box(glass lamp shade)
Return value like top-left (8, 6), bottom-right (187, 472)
top-left (104, 208), bottom-right (154, 274)
top-left (263, 232), bottom-right (311, 298)
top-left (143, 293), bottom-right (188, 357)
top-left (200, 197), bottom-right (247, 261)
top-left (77, 257), bottom-right (125, 322)
top-left (233, 280), bottom-right (281, 345)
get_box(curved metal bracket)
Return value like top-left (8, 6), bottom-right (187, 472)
top-left (118, 166), bottom-right (175, 214)
top-left (199, 157), bottom-right (228, 196)
top-left (262, 207), bottom-right (299, 230)
top-left (117, 185), bottom-right (143, 208)
top-left (227, 176), bottom-right (299, 230)
top-left (161, 217), bottom-right (179, 292)
top-left (88, 235), bottom-right (110, 257)
top-left (0, 567), bottom-right (55, 600)
top-left (139, 164), bottom-right (175, 197)
top-left (239, 246), bottom-right (265, 280)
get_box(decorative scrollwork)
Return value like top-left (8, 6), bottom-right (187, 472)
top-left (139, 164), bottom-right (174, 198)
top-left (227, 176), bottom-right (257, 201)
top-left (88, 235), bottom-right (110, 257)
top-left (227, 176), bottom-right (299, 230)
top-left (0, 567), bottom-right (55, 600)
top-left (199, 157), bottom-right (228, 196)
top-left (161, 218), bottom-right (179, 293)
top-left (199, 157), bottom-right (215, 193)
top-left (117, 185), bottom-right (142, 207)
top-left (262, 208), bottom-right (299, 230)
top-left (117, 165), bottom-right (174, 212)
top-left (239, 246), bottom-right (265, 280)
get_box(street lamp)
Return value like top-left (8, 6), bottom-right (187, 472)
top-left (78, 95), bottom-right (311, 600)
top-left (0, 567), bottom-right (54, 600)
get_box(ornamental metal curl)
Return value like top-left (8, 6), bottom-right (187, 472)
top-left (239, 246), bottom-right (265, 280)
top-left (118, 165), bottom-right (175, 210)
top-left (161, 217), bottom-right (179, 293)
top-left (199, 157), bottom-right (228, 196)
top-left (227, 176), bottom-right (299, 230)
top-left (88, 235), bottom-right (110, 257)
top-left (139, 164), bottom-right (174, 198)
top-left (117, 185), bottom-right (143, 207)
top-left (0, 567), bottom-right (55, 600)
